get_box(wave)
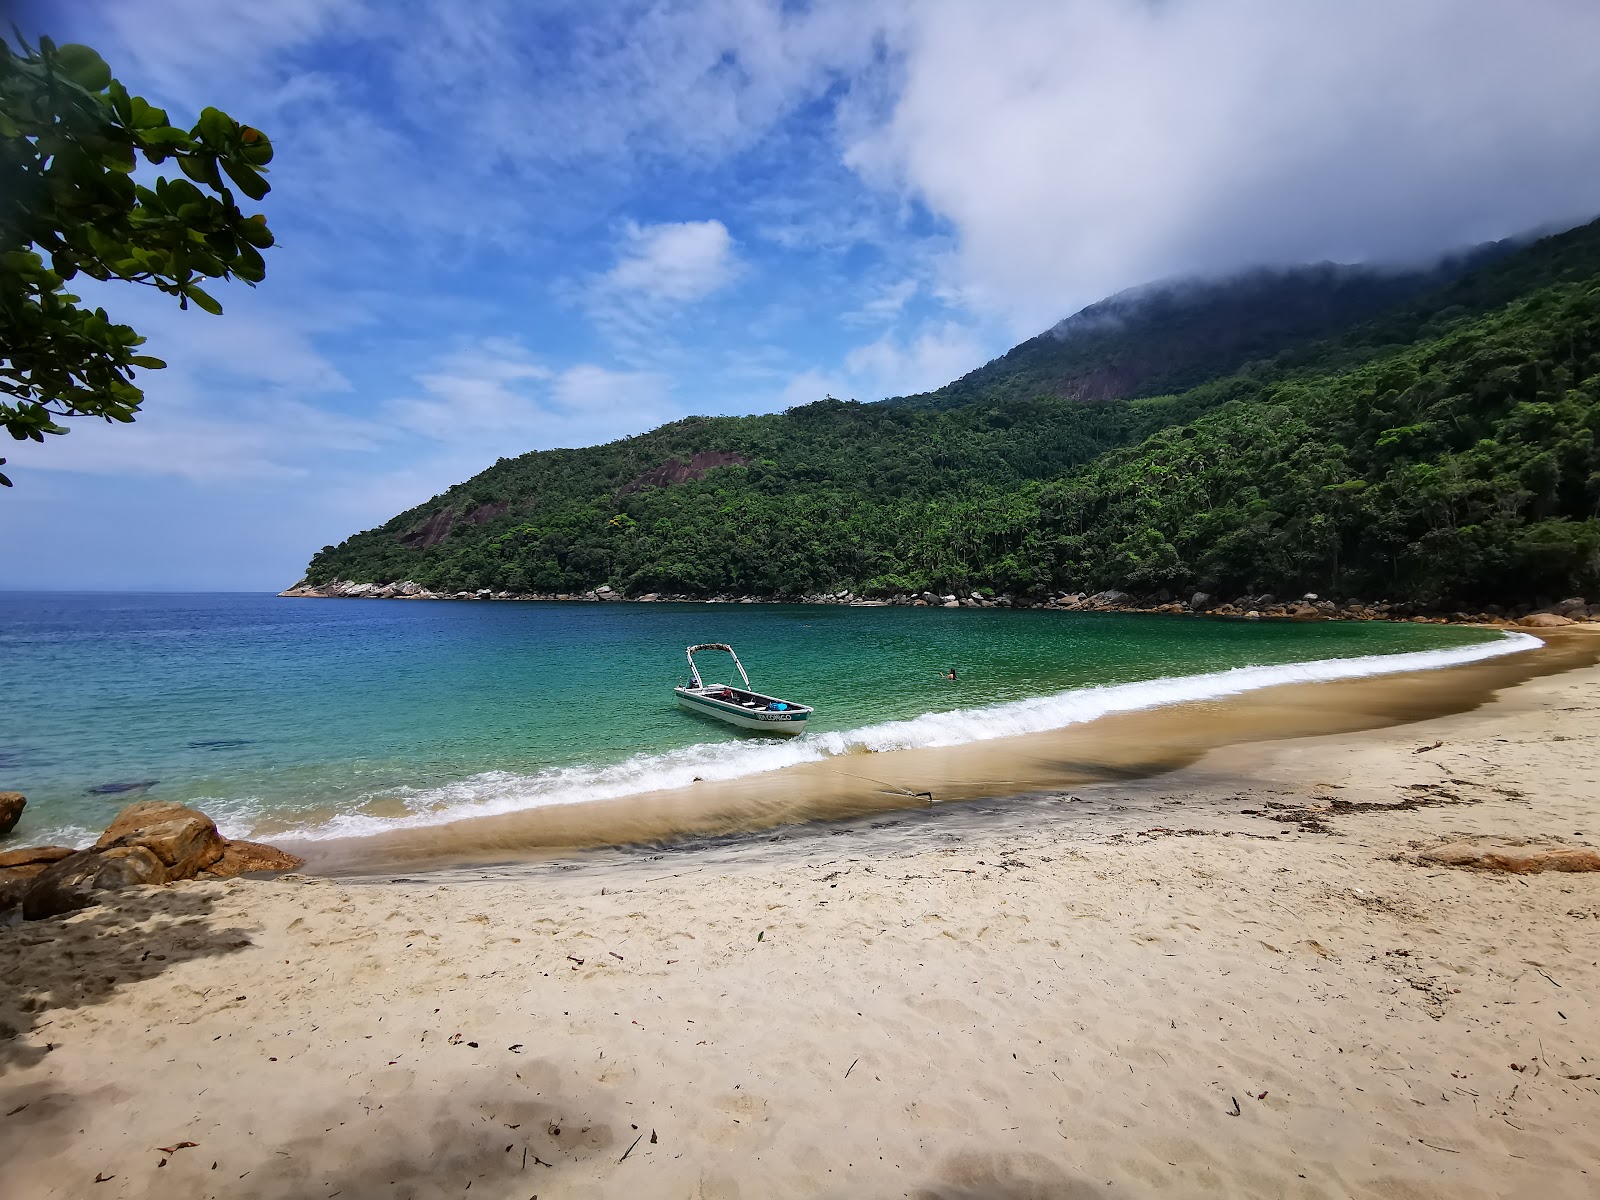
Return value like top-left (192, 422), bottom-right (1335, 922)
top-left (265, 630), bottom-right (1541, 843)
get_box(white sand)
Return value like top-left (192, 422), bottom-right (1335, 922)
top-left (3, 646), bottom-right (1599, 1198)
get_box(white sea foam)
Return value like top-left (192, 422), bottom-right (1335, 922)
top-left (268, 630), bottom-right (1540, 842)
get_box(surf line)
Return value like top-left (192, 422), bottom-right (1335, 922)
top-left (275, 632), bottom-right (1541, 842)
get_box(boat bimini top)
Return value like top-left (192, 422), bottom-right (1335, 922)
top-left (685, 642), bottom-right (750, 691)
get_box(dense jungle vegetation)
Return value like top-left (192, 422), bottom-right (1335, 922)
top-left (306, 218), bottom-right (1600, 605)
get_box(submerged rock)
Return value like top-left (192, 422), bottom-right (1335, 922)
top-left (85, 780), bottom-right (159, 796)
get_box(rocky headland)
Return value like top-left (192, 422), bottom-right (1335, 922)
top-left (281, 578), bottom-right (1597, 628)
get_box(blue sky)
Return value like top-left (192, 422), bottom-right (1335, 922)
top-left (6, 0), bottom-right (1600, 589)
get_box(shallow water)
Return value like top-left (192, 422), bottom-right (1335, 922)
top-left (0, 592), bottom-right (1516, 847)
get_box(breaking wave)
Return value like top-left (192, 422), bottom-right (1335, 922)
top-left (266, 631), bottom-right (1540, 842)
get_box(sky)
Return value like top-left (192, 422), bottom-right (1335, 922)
top-left (4, 0), bottom-right (1600, 589)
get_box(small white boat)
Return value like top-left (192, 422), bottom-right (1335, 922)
top-left (674, 643), bottom-right (813, 735)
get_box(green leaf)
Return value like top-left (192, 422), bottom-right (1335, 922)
top-left (129, 95), bottom-right (169, 129)
top-left (128, 356), bottom-right (167, 369)
top-left (108, 79), bottom-right (133, 123)
top-left (237, 216), bottom-right (275, 248)
top-left (178, 152), bottom-right (223, 190)
top-left (185, 284), bottom-right (223, 315)
top-left (197, 106), bottom-right (234, 146)
top-left (221, 157), bottom-right (270, 201)
top-left (239, 130), bottom-right (273, 166)
top-left (233, 241), bottom-right (266, 283)
top-left (54, 44), bottom-right (112, 91)
top-left (103, 142), bottom-right (137, 173)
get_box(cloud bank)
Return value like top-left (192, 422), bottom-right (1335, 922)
top-left (851, 0), bottom-right (1600, 330)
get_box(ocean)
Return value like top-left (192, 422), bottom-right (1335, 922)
top-left (0, 592), bottom-right (1531, 849)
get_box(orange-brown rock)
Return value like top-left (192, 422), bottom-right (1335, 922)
top-left (20, 851), bottom-right (109, 919)
top-left (1517, 612), bottom-right (1574, 628)
top-left (95, 801), bottom-right (225, 879)
top-left (202, 839), bottom-right (305, 878)
top-left (94, 845), bottom-right (170, 887)
top-left (19, 846), bottom-right (173, 920)
top-left (1420, 841), bottom-right (1600, 874)
top-left (0, 847), bottom-right (82, 911)
top-left (0, 845), bottom-right (76, 870)
top-left (1, 865), bottom-right (46, 912)
top-left (0, 791), bottom-right (25, 837)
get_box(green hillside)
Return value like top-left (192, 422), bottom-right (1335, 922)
top-left (900, 244), bottom-right (1513, 410)
top-left (304, 219), bottom-right (1600, 606)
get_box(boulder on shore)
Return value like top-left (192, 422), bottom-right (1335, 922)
top-left (203, 839), bottom-right (305, 878)
top-left (20, 857), bottom-right (126, 921)
top-left (95, 800), bottom-right (225, 878)
top-left (0, 844), bottom-right (75, 870)
top-left (1518, 612), bottom-right (1574, 628)
top-left (92, 845), bottom-right (170, 887)
top-left (1419, 840), bottom-right (1600, 874)
top-left (2, 804), bottom-right (303, 920)
top-left (20, 845), bottom-right (171, 919)
top-left (0, 791), bottom-right (25, 837)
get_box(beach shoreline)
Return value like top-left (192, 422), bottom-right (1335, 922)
top-left (3, 628), bottom-right (1599, 1197)
top-left (289, 626), bottom-right (1598, 876)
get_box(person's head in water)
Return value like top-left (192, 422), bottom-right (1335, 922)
top-left (944, 667), bottom-right (957, 681)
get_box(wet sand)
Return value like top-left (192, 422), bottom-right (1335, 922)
top-left (2, 628), bottom-right (1598, 1198)
top-left (300, 628), bottom-right (1600, 875)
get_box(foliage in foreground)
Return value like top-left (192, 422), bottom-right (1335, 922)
top-left (307, 220), bottom-right (1600, 606)
top-left (0, 36), bottom-right (275, 485)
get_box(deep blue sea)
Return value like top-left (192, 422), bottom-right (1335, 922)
top-left (0, 592), bottom-right (1528, 847)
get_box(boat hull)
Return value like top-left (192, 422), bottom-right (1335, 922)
top-left (675, 688), bottom-right (810, 734)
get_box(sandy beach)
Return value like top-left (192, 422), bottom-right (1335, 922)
top-left (3, 630), bottom-right (1599, 1199)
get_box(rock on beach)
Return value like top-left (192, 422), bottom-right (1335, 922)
top-left (95, 799), bottom-right (226, 877)
top-left (1419, 839), bottom-right (1600, 874)
top-left (0, 791), bottom-right (25, 836)
top-left (2, 800), bottom-right (304, 921)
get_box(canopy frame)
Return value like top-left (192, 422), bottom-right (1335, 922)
top-left (685, 642), bottom-right (752, 691)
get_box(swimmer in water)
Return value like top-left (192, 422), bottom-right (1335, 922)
top-left (942, 667), bottom-right (957, 682)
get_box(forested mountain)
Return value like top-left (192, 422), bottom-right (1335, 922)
top-left (900, 242), bottom-right (1515, 410)
top-left (303, 218), bottom-right (1600, 606)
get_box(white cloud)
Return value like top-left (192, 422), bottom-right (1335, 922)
top-left (579, 219), bottom-right (743, 363)
top-left (384, 0), bottom-right (887, 169)
top-left (7, 280), bottom-right (373, 483)
top-left (770, 317), bottom-right (988, 412)
top-left (552, 364), bottom-right (669, 417)
top-left (392, 338), bottom-right (554, 438)
top-left (843, 277), bottom-right (919, 326)
top-left (10, 393), bottom-right (380, 484)
top-left (847, 0), bottom-right (1600, 331)
top-left (844, 321), bottom-right (987, 398)
top-left (604, 220), bottom-right (737, 303)
top-left (388, 339), bottom-right (677, 455)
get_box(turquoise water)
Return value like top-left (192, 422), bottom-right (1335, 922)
top-left (0, 593), bottom-right (1524, 846)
